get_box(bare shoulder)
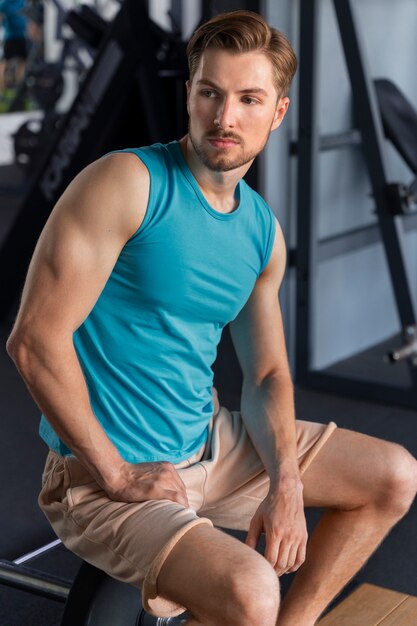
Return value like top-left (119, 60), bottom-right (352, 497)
top-left (97, 150), bottom-right (150, 184)
top-left (53, 150), bottom-right (150, 241)
top-left (12, 152), bottom-right (151, 335)
top-left (259, 217), bottom-right (287, 288)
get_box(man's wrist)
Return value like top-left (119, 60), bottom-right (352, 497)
top-left (72, 441), bottom-right (127, 494)
top-left (100, 461), bottom-right (132, 498)
top-left (269, 457), bottom-right (301, 491)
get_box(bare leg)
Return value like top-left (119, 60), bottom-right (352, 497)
top-left (157, 524), bottom-right (280, 626)
top-left (277, 429), bottom-right (417, 626)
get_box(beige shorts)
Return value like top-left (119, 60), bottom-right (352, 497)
top-left (38, 407), bottom-right (337, 618)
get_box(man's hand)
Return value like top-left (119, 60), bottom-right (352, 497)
top-left (105, 461), bottom-right (190, 508)
top-left (246, 477), bottom-right (307, 576)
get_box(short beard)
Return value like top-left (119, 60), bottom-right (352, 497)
top-left (188, 124), bottom-right (268, 172)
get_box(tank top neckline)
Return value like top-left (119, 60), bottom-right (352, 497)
top-left (169, 141), bottom-right (243, 221)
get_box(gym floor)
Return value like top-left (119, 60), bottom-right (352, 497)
top-left (1, 320), bottom-right (417, 626)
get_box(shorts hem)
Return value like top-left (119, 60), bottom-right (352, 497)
top-left (142, 517), bottom-right (213, 618)
top-left (299, 421), bottom-right (337, 475)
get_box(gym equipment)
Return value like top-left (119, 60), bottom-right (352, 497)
top-left (10, 2), bottom-right (108, 165)
top-left (0, 0), bottom-right (188, 321)
top-left (65, 4), bottom-right (108, 51)
top-left (12, 118), bottom-right (44, 166)
top-left (13, 112), bottom-right (63, 166)
top-left (60, 560), bottom-right (141, 625)
top-left (0, 545), bottom-right (187, 624)
top-left (365, 80), bottom-right (417, 365)
top-left (0, 539), bottom-right (71, 602)
top-left (374, 79), bottom-right (417, 216)
top-left (294, 0), bottom-right (417, 409)
top-left (26, 62), bottom-right (65, 109)
top-left (386, 324), bottom-right (417, 365)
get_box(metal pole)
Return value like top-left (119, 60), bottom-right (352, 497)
top-left (295, 0), bottom-right (321, 383)
top-left (0, 560), bottom-right (70, 602)
top-left (13, 538), bottom-right (62, 566)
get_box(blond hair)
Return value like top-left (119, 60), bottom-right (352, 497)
top-left (186, 10), bottom-right (297, 97)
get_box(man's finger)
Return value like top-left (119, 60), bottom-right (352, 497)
top-left (245, 515), bottom-right (263, 549)
top-left (288, 542), bottom-right (307, 573)
top-left (273, 537), bottom-right (291, 573)
top-left (170, 469), bottom-right (190, 503)
top-left (175, 469), bottom-right (190, 497)
top-left (281, 543), bottom-right (298, 574)
top-left (163, 489), bottom-right (189, 508)
top-left (153, 463), bottom-right (189, 501)
top-left (264, 531), bottom-right (280, 567)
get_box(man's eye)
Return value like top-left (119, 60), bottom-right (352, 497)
top-left (242, 96), bottom-right (258, 105)
top-left (201, 90), bottom-right (216, 98)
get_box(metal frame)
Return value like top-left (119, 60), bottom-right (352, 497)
top-left (294, 0), bottom-right (417, 409)
top-left (0, 540), bottom-right (70, 602)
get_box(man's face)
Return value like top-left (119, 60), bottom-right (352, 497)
top-left (186, 48), bottom-right (289, 172)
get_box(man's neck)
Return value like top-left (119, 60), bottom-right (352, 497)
top-left (179, 135), bottom-right (251, 214)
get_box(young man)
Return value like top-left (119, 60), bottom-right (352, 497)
top-left (7, 10), bottom-right (417, 626)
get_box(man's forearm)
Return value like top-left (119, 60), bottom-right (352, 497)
top-left (7, 328), bottom-right (191, 507)
top-left (240, 372), bottom-right (300, 488)
top-left (7, 329), bottom-right (125, 490)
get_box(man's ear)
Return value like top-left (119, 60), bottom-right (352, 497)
top-left (271, 97), bottom-right (290, 131)
top-left (186, 80), bottom-right (191, 115)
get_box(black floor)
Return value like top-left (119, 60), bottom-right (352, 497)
top-left (1, 318), bottom-right (417, 625)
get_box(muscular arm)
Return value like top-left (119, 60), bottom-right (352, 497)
top-left (7, 153), bottom-right (188, 506)
top-left (230, 220), bottom-right (297, 483)
top-left (229, 220), bottom-right (306, 573)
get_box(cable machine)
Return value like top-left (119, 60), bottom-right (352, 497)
top-left (294, 0), bottom-right (417, 410)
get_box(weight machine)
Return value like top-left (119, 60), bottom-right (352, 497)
top-left (0, 0), bottom-right (188, 322)
top-left (12, 2), bottom-right (108, 166)
top-left (294, 0), bottom-right (417, 409)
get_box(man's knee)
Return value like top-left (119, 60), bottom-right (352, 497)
top-left (225, 556), bottom-right (280, 626)
top-left (158, 525), bottom-right (279, 626)
top-left (373, 442), bottom-right (417, 516)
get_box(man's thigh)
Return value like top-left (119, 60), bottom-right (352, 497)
top-left (300, 427), bottom-right (414, 509)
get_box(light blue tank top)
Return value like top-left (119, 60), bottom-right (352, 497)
top-left (39, 141), bottom-right (277, 463)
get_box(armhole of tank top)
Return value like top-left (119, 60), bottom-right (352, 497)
top-left (259, 209), bottom-right (277, 275)
top-left (106, 148), bottom-right (155, 241)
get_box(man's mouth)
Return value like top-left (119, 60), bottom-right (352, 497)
top-left (206, 136), bottom-right (241, 148)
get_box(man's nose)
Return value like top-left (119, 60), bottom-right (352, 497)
top-left (214, 97), bottom-right (236, 128)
